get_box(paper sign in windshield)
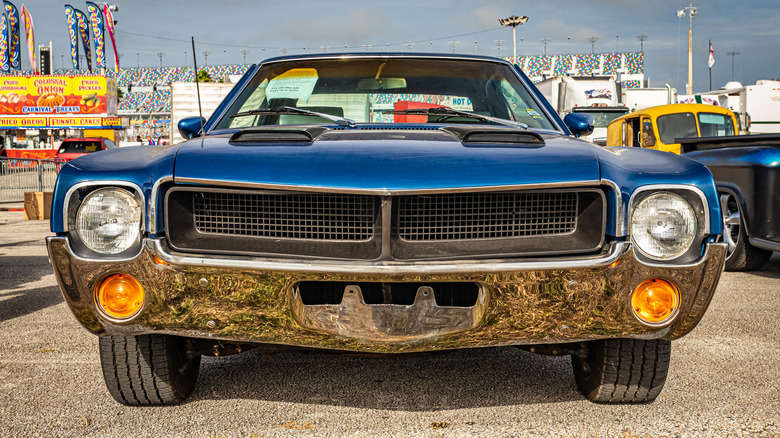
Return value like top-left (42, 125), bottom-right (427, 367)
top-left (265, 68), bottom-right (318, 103)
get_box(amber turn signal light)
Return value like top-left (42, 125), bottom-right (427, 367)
top-left (631, 278), bottom-right (680, 326)
top-left (95, 273), bottom-right (145, 321)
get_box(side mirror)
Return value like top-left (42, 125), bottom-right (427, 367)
top-left (178, 117), bottom-right (206, 139)
top-left (563, 113), bottom-right (595, 138)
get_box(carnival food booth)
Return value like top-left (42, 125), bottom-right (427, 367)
top-left (0, 75), bottom-right (121, 159)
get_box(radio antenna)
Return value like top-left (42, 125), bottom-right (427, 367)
top-left (191, 36), bottom-right (205, 136)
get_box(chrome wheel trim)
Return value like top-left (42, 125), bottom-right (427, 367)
top-left (720, 193), bottom-right (740, 257)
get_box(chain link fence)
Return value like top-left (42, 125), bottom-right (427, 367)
top-left (0, 158), bottom-right (63, 203)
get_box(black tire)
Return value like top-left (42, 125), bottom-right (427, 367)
top-left (572, 338), bottom-right (670, 404)
top-left (99, 334), bottom-right (201, 406)
top-left (720, 193), bottom-right (772, 271)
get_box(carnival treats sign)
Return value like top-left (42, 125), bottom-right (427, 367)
top-left (0, 75), bottom-right (117, 115)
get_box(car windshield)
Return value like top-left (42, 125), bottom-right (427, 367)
top-left (213, 57), bottom-right (556, 131)
top-left (698, 112), bottom-right (735, 137)
top-left (656, 113), bottom-right (698, 144)
top-left (58, 141), bottom-right (101, 153)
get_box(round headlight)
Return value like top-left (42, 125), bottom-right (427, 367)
top-left (631, 191), bottom-right (697, 260)
top-left (76, 188), bottom-right (142, 254)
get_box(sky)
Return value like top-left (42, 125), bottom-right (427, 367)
top-left (15, 0), bottom-right (780, 93)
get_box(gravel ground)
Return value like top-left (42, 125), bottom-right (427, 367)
top-left (1, 210), bottom-right (778, 438)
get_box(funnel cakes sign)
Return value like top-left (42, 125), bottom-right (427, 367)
top-left (0, 75), bottom-right (117, 115)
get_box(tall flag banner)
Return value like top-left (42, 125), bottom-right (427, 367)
top-left (103, 4), bottom-right (118, 71)
top-left (75, 9), bottom-right (92, 71)
top-left (85, 2), bottom-right (105, 69)
top-left (64, 4), bottom-right (79, 69)
top-left (3, 1), bottom-right (20, 70)
top-left (0, 15), bottom-right (9, 72)
top-left (20, 4), bottom-right (33, 73)
top-left (708, 40), bottom-right (715, 68)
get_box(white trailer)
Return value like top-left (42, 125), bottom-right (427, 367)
top-left (622, 86), bottom-right (677, 112)
top-left (169, 82), bottom-right (236, 145)
top-left (741, 80), bottom-right (780, 133)
top-left (699, 80), bottom-right (780, 134)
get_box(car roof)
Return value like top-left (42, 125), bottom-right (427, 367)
top-left (61, 137), bottom-right (105, 142)
top-left (609, 103), bottom-right (735, 127)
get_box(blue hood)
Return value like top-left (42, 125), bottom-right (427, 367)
top-left (172, 130), bottom-right (602, 191)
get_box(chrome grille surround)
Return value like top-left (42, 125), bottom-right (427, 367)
top-left (165, 186), bottom-right (606, 260)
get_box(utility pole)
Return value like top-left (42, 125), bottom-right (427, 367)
top-left (588, 36), bottom-right (598, 54)
top-left (727, 51), bottom-right (740, 81)
top-left (493, 40), bottom-right (504, 57)
top-left (240, 49), bottom-right (250, 64)
top-left (540, 38), bottom-right (551, 56)
top-left (202, 51), bottom-right (210, 67)
top-left (156, 52), bottom-right (165, 68)
top-left (636, 35), bottom-right (648, 52)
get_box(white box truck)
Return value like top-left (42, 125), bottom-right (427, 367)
top-left (537, 75), bottom-right (629, 145)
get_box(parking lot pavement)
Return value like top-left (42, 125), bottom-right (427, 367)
top-left (1, 210), bottom-right (779, 437)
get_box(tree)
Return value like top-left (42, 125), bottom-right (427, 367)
top-left (197, 70), bottom-right (212, 82)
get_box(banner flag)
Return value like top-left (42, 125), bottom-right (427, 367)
top-left (0, 15), bottom-right (9, 72)
top-left (103, 4), bottom-right (119, 71)
top-left (75, 9), bottom-right (92, 71)
top-left (20, 4), bottom-right (33, 73)
top-left (3, 1), bottom-right (20, 69)
top-left (85, 2), bottom-right (105, 69)
top-left (708, 40), bottom-right (715, 68)
top-left (64, 4), bottom-right (79, 69)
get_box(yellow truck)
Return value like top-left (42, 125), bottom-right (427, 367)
top-left (606, 103), bottom-right (737, 154)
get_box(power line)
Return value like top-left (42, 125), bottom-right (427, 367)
top-left (115, 27), bottom-right (503, 52)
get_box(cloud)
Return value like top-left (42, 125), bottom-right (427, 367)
top-left (265, 8), bottom-right (390, 45)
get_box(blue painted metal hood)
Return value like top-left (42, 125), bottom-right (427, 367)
top-left (172, 130), bottom-right (602, 190)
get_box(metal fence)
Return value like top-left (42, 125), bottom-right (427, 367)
top-left (0, 158), bottom-right (63, 203)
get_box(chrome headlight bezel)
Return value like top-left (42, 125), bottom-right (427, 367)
top-left (629, 186), bottom-right (709, 263)
top-left (66, 182), bottom-right (145, 260)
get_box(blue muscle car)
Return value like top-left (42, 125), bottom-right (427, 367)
top-left (47, 54), bottom-right (726, 406)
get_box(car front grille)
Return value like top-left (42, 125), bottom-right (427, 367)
top-left (166, 187), bottom-right (605, 260)
top-left (193, 191), bottom-right (374, 241)
top-left (397, 192), bottom-right (577, 241)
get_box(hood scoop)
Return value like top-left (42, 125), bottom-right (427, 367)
top-left (229, 127), bottom-right (328, 144)
top-left (441, 126), bottom-right (545, 147)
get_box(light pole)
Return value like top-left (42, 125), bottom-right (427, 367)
top-left (727, 51), bottom-right (740, 81)
top-left (240, 49), bottom-right (250, 64)
top-left (677, 4), bottom-right (697, 94)
top-left (636, 35), bottom-right (648, 53)
top-left (498, 15), bottom-right (528, 62)
top-left (202, 51), bottom-right (210, 67)
top-left (157, 52), bottom-right (165, 68)
top-left (136, 52), bottom-right (139, 68)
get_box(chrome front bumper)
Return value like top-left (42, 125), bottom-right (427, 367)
top-left (47, 237), bottom-right (727, 353)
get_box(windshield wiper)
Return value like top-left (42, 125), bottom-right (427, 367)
top-left (230, 106), bottom-right (357, 128)
top-left (386, 107), bottom-right (528, 129)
